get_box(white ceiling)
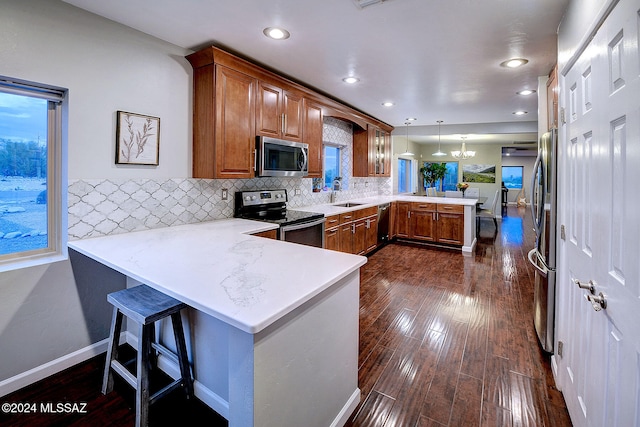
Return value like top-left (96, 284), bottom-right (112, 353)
top-left (63, 0), bottom-right (568, 147)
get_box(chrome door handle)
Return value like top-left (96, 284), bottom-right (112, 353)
top-left (574, 279), bottom-right (596, 294)
top-left (585, 292), bottom-right (607, 311)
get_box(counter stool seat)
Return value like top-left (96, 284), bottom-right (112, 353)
top-left (102, 285), bottom-right (193, 427)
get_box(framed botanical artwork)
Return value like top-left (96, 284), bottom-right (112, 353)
top-left (115, 111), bottom-right (160, 165)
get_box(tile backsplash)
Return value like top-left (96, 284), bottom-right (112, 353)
top-left (68, 118), bottom-right (392, 240)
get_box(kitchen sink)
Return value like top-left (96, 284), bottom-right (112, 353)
top-left (333, 202), bottom-right (363, 207)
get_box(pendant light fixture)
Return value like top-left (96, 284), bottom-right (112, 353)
top-left (401, 121), bottom-right (414, 156)
top-left (451, 136), bottom-right (475, 159)
top-left (432, 120), bottom-right (446, 157)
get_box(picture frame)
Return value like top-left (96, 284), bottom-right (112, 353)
top-left (115, 111), bottom-right (160, 165)
top-left (462, 164), bottom-right (496, 183)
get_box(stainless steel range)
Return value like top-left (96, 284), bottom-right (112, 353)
top-left (234, 189), bottom-right (325, 248)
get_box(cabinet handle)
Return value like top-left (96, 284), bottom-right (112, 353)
top-left (253, 149), bottom-right (257, 171)
top-left (351, 223), bottom-right (356, 233)
top-left (281, 113), bottom-right (286, 134)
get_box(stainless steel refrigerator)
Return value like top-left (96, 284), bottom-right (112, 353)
top-left (528, 129), bottom-right (557, 353)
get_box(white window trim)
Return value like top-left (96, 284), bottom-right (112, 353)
top-left (0, 77), bottom-right (68, 272)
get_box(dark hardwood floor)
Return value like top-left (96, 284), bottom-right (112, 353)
top-left (0, 206), bottom-right (571, 427)
top-left (345, 206), bottom-right (572, 427)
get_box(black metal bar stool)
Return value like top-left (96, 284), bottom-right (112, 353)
top-left (102, 285), bottom-right (194, 427)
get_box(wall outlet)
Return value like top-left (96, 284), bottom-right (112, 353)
top-left (221, 188), bottom-right (228, 200)
top-left (295, 188), bottom-right (301, 195)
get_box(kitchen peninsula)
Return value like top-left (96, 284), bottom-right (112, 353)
top-left (297, 195), bottom-right (479, 254)
top-left (68, 218), bottom-right (366, 427)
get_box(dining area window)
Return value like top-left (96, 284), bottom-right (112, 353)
top-left (423, 161), bottom-right (458, 191)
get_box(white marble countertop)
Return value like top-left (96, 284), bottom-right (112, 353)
top-left (294, 194), bottom-right (479, 216)
top-left (68, 218), bottom-right (367, 334)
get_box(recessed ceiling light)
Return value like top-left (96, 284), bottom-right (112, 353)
top-left (342, 77), bottom-right (360, 84)
top-left (500, 58), bottom-right (529, 68)
top-left (513, 110), bottom-right (528, 116)
top-left (405, 117), bottom-right (417, 121)
top-left (517, 89), bottom-right (536, 96)
top-left (382, 102), bottom-right (395, 107)
top-left (263, 27), bottom-right (290, 40)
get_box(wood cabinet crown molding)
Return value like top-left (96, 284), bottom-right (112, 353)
top-left (186, 46), bottom-right (393, 132)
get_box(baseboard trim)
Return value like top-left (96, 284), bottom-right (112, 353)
top-left (126, 331), bottom-right (230, 419)
top-left (0, 339), bottom-right (110, 398)
top-left (331, 388), bottom-right (360, 427)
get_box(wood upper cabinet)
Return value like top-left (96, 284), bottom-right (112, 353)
top-left (257, 82), bottom-right (303, 142)
top-left (186, 46), bottom-right (393, 179)
top-left (353, 124), bottom-right (391, 177)
top-left (191, 64), bottom-right (256, 179)
top-left (304, 99), bottom-right (324, 178)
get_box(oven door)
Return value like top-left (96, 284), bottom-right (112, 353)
top-left (279, 217), bottom-right (325, 248)
top-left (258, 136), bottom-right (308, 177)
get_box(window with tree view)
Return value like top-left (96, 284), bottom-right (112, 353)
top-left (324, 145), bottom-right (341, 189)
top-left (0, 78), bottom-right (64, 264)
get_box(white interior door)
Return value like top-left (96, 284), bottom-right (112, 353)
top-left (555, 0), bottom-right (640, 425)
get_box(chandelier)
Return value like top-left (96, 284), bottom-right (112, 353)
top-left (451, 136), bottom-right (475, 159)
top-left (432, 120), bottom-right (446, 157)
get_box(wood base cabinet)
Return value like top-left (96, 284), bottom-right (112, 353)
top-left (324, 214), bottom-right (341, 251)
top-left (435, 204), bottom-right (464, 245)
top-left (395, 202), bottom-right (411, 238)
top-left (392, 201), bottom-right (464, 246)
top-left (410, 203), bottom-right (436, 242)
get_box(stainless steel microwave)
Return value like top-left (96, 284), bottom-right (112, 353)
top-left (257, 136), bottom-right (309, 177)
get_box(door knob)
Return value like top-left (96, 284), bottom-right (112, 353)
top-left (574, 279), bottom-right (596, 294)
top-left (585, 292), bottom-right (607, 311)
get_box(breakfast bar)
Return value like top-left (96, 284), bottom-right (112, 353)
top-left (68, 219), bottom-right (367, 427)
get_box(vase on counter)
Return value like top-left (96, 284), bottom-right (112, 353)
top-left (461, 189), bottom-right (466, 198)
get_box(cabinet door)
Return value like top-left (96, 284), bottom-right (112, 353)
top-left (389, 202), bottom-right (397, 239)
top-left (325, 226), bottom-right (340, 251)
top-left (304, 99), bottom-right (323, 178)
top-left (437, 212), bottom-right (464, 245)
top-left (411, 211), bottom-right (436, 241)
top-left (395, 202), bottom-right (411, 238)
top-left (256, 82), bottom-right (282, 138)
top-left (213, 65), bottom-right (256, 178)
top-left (339, 222), bottom-right (354, 254)
top-left (282, 90), bottom-right (303, 141)
top-left (353, 218), bottom-right (367, 255)
top-left (365, 215), bottom-right (378, 253)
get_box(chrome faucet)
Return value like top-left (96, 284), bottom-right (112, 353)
top-left (330, 177), bottom-right (342, 203)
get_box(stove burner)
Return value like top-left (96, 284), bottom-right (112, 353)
top-left (234, 189), bottom-right (324, 227)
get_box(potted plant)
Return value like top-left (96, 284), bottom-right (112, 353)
top-left (420, 163), bottom-right (447, 191)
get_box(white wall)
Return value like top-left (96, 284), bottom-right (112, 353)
top-left (0, 0), bottom-right (193, 387)
top-left (0, 0), bottom-right (192, 180)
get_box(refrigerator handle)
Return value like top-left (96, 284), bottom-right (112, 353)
top-left (530, 152), bottom-right (544, 241)
top-left (528, 248), bottom-right (548, 278)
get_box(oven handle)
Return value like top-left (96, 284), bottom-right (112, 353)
top-left (279, 217), bottom-right (326, 238)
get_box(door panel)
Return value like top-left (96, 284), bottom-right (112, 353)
top-left (557, 0), bottom-right (640, 425)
